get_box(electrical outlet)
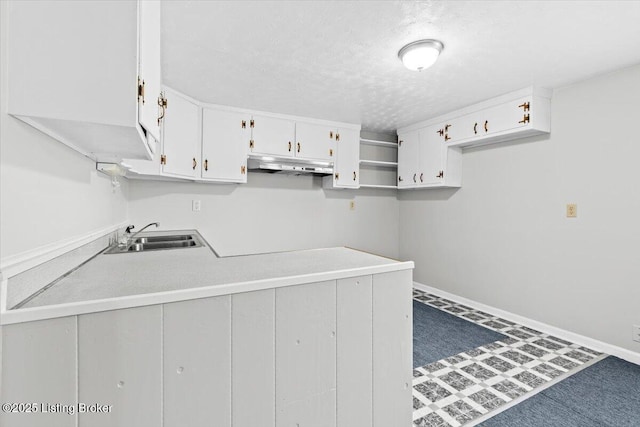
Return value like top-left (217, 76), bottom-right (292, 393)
top-left (633, 325), bottom-right (640, 343)
top-left (192, 200), bottom-right (201, 212)
top-left (566, 203), bottom-right (577, 218)
top-left (349, 200), bottom-right (355, 211)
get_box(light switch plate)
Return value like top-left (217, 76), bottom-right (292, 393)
top-left (192, 200), bottom-right (201, 212)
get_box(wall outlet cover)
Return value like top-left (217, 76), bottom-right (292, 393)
top-left (192, 200), bottom-right (201, 212)
top-left (566, 203), bottom-right (577, 218)
top-left (633, 325), bottom-right (640, 343)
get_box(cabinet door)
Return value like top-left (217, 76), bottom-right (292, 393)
top-left (78, 306), bottom-right (162, 427)
top-left (337, 276), bottom-right (372, 427)
top-left (250, 115), bottom-right (295, 157)
top-left (161, 88), bottom-right (200, 178)
top-left (447, 113), bottom-right (479, 146)
top-left (482, 96), bottom-right (532, 136)
top-left (295, 122), bottom-right (336, 161)
top-left (334, 127), bottom-right (360, 188)
top-left (1, 317), bottom-right (77, 427)
top-left (372, 270), bottom-right (413, 427)
top-left (417, 125), bottom-right (444, 186)
top-left (397, 130), bottom-right (419, 188)
top-left (137, 0), bottom-right (161, 142)
top-left (275, 281), bottom-right (337, 427)
top-left (164, 297), bottom-right (232, 427)
top-left (201, 108), bottom-right (249, 182)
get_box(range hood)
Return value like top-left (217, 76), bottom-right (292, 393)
top-left (247, 155), bottom-right (334, 176)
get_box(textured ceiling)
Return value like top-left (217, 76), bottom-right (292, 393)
top-left (162, 1), bottom-right (640, 134)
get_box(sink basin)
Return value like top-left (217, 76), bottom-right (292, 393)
top-left (104, 233), bottom-right (204, 254)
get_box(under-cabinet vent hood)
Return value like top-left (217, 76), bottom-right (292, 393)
top-left (247, 155), bottom-right (333, 176)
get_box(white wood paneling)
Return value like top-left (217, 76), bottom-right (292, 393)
top-left (232, 290), bottom-right (275, 427)
top-left (275, 281), bottom-right (337, 427)
top-left (78, 306), bottom-right (161, 427)
top-left (372, 270), bottom-right (413, 427)
top-left (337, 275), bottom-right (373, 427)
top-left (0, 317), bottom-right (77, 427)
top-left (163, 296), bottom-right (232, 427)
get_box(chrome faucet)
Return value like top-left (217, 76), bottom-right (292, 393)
top-left (123, 222), bottom-right (160, 248)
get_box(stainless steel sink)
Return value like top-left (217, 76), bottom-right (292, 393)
top-left (105, 233), bottom-right (204, 254)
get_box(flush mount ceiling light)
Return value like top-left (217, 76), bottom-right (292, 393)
top-left (398, 39), bottom-right (444, 71)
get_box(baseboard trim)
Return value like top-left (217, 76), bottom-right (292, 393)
top-left (413, 281), bottom-right (640, 366)
top-left (0, 221), bottom-right (129, 279)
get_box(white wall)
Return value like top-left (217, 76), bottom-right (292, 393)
top-left (0, 0), bottom-right (129, 262)
top-left (399, 64), bottom-right (640, 354)
top-left (128, 175), bottom-right (399, 258)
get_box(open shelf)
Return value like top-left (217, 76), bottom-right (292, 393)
top-left (359, 160), bottom-right (398, 168)
top-left (360, 138), bottom-right (398, 148)
top-left (359, 184), bottom-right (398, 189)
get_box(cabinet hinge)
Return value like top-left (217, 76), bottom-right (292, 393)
top-left (249, 140), bottom-right (254, 150)
top-left (137, 77), bottom-right (145, 104)
top-left (241, 165), bottom-right (246, 174)
top-left (437, 170), bottom-right (444, 179)
top-left (241, 120), bottom-right (246, 129)
top-left (250, 119), bottom-right (255, 128)
top-left (160, 154), bottom-right (167, 165)
top-left (518, 101), bottom-right (530, 112)
top-left (157, 92), bottom-right (168, 126)
top-left (329, 149), bottom-right (333, 157)
top-left (335, 172), bottom-right (339, 180)
top-left (398, 140), bottom-right (402, 147)
top-left (336, 133), bottom-right (340, 142)
top-left (518, 114), bottom-right (530, 124)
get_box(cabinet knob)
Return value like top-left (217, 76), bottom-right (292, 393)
top-left (353, 171), bottom-right (357, 181)
top-left (398, 176), bottom-right (403, 182)
top-left (204, 159), bottom-right (208, 171)
top-left (413, 173), bottom-right (417, 183)
top-left (288, 141), bottom-right (291, 152)
top-left (473, 122), bottom-right (478, 134)
top-left (329, 148), bottom-right (333, 157)
top-left (329, 131), bottom-right (334, 139)
top-left (137, 77), bottom-right (145, 105)
top-left (157, 93), bottom-right (168, 126)
top-left (398, 140), bottom-right (403, 147)
top-left (420, 173), bottom-right (424, 183)
top-left (484, 120), bottom-right (489, 132)
top-left (192, 158), bottom-right (197, 170)
top-left (297, 142), bottom-right (301, 153)
top-left (335, 172), bottom-right (339, 180)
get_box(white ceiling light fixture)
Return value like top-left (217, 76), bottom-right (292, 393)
top-left (398, 39), bottom-right (444, 71)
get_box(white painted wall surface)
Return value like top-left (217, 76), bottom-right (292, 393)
top-left (128, 176), bottom-right (400, 259)
top-left (399, 64), bottom-right (640, 354)
top-left (0, 0), bottom-right (129, 261)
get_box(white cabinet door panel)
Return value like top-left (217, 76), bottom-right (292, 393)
top-left (397, 130), bottom-right (418, 188)
top-left (337, 275), bottom-right (372, 427)
top-left (0, 317), bottom-right (77, 427)
top-left (137, 0), bottom-right (161, 142)
top-left (232, 290), bottom-right (276, 427)
top-left (334, 127), bottom-right (360, 188)
top-left (372, 270), bottom-right (413, 427)
top-left (295, 122), bottom-right (336, 161)
top-left (161, 88), bottom-right (200, 178)
top-left (275, 281), bottom-right (337, 427)
top-left (202, 108), bottom-right (248, 182)
top-left (78, 306), bottom-right (161, 427)
top-left (163, 297), bottom-right (232, 427)
top-left (418, 125), bottom-right (444, 186)
top-left (483, 96), bottom-right (532, 135)
top-left (250, 115), bottom-right (295, 157)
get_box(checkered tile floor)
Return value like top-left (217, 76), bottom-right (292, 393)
top-left (412, 288), bottom-right (606, 427)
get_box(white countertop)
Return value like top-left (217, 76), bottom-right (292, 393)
top-left (4, 230), bottom-right (413, 324)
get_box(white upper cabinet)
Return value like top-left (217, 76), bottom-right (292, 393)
top-left (7, 0), bottom-right (159, 162)
top-left (202, 108), bottom-right (249, 183)
top-left (249, 115), bottom-right (296, 157)
top-left (295, 122), bottom-right (336, 162)
top-left (137, 0), bottom-right (162, 143)
top-left (161, 88), bottom-right (201, 179)
top-left (397, 130), bottom-right (419, 188)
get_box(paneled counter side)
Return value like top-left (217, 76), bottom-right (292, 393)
top-left (0, 233), bottom-right (413, 427)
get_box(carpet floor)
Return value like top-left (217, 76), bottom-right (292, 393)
top-left (413, 300), bottom-right (507, 367)
top-left (479, 356), bottom-right (640, 426)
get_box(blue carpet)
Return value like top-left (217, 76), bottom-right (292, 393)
top-left (480, 356), bottom-right (640, 426)
top-left (413, 300), bottom-right (506, 367)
